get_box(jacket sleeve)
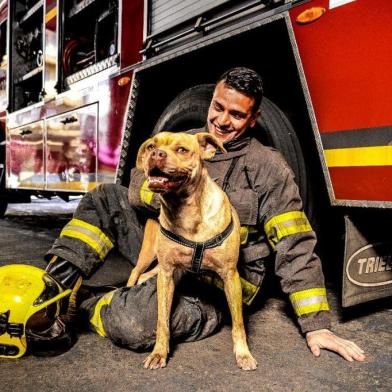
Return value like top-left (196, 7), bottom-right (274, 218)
top-left (128, 167), bottom-right (160, 216)
top-left (258, 156), bottom-right (331, 334)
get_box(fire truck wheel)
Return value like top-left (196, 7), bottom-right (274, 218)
top-left (152, 84), bottom-right (311, 214)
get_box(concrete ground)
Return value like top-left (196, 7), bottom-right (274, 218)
top-left (0, 198), bottom-right (391, 392)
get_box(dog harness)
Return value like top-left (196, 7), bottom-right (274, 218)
top-left (159, 217), bottom-right (234, 273)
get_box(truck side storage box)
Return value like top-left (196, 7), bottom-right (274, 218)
top-left (45, 103), bottom-right (98, 192)
top-left (8, 120), bottom-right (44, 189)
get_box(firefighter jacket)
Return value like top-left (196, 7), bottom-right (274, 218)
top-left (128, 128), bottom-right (331, 333)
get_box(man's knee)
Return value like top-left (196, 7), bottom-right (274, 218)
top-left (95, 283), bottom-right (223, 351)
top-left (172, 295), bottom-right (223, 342)
top-left (87, 284), bottom-right (158, 351)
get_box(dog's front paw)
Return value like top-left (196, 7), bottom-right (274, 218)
top-left (235, 352), bottom-right (258, 371)
top-left (143, 351), bottom-right (167, 370)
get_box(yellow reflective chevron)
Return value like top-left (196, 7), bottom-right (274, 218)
top-left (264, 211), bottom-right (312, 248)
top-left (60, 219), bottom-right (114, 260)
top-left (45, 6), bottom-right (57, 23)
top-left (200, 274), bottom-right (259, 306)
top-left (140, 179), bottom-right (155, 206)
top-left (240, 226), bottom-right (258, 245)
top-left (89, 290), bottom-right (115, 337)
top-left (289, 288), bottom-right (330, 317)
top-left (325, 146), bottom-right (392, 167)
top-left (240, 277), bottom-right (260, 305)
top-left (240, 226), bottom-right (249, 245)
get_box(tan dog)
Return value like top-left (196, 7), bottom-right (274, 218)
top-left (129, 131), bottom-right (257, 371)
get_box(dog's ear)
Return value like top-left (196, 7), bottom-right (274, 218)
top-left (136, 138), bottom-right (153, 169)
top-left (196, 133), bottom-right (226, 160)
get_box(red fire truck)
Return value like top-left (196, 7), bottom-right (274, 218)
top-left (0, 0), bottom-right (391, 306)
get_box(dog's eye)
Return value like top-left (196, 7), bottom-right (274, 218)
top-left (177, 147), bottom-right (189, 154)
top-left (146, 144), bottom-right (155, 151)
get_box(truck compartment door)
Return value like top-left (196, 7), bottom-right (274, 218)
top-left (8, 120), bottom-right (44, 189)
top-left (45, 103), bottom-right (98, 192)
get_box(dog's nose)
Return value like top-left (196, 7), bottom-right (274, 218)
top-left (151, 149), bottom-right (167, 159)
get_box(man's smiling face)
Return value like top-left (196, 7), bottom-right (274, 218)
top-left (207, 81), bottom-right (260, 144)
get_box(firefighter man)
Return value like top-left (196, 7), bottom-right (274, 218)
top-left (43, 67), bottom-right (365, 362)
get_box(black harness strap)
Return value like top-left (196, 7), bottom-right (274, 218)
top-left (159, 217), bottom-right (234, 273)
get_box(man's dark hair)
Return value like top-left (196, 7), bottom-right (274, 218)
top-left (217, 67), bottom-right (263, 113)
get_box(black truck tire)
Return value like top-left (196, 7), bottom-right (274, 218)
top-left (152, 84), bottom-right (310, 212)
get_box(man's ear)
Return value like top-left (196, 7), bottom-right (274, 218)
top-left (196, 133), bottom-right (226, 160)
top-left (136, 138), bottom-right (152, 169)
top-left (249, 108), bottom-right (261, 128)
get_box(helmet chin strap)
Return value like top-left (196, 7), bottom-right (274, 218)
top-left (26, 276), bottom-right (83, 357)
top-left (61, 276), bottom-right (82, 324)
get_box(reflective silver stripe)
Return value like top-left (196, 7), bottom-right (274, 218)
top-left (64, 224), bottom-right (111, 255)
top-left (292, 295), bottom-right (327, 308)
top-left (264, 211), bottom-right (312, 248)
top-left (60, 220), bottom-right (113, 260)
top-left (289, 287), bottom-right (330, 316)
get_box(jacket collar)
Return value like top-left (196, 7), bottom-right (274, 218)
top-left (209, 130), bottom-right (251, 162)
top-left (188, 125), bottom-right (252, 161)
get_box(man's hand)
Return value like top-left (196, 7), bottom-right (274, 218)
top-left (306, 329), bottom-right (366, 362)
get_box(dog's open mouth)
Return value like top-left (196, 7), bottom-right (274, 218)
top-left (147, 167), bottom-right (187, 192)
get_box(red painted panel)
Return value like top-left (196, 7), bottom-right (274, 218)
top-left (329, 166), bottom-right (392, 201)
top-left (290, 0), bottom-right (392, 133)
top-left (0, 3), bottom-right (6, 21)
top-left (46, 0), bottom-right (56, 10)
top-left (97, 71), bottom-right (133, 180)
top-left (120, 0), bottom-right (144, 68)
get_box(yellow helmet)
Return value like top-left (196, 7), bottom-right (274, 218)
top-left (0, 264), bottom-right (72, 358)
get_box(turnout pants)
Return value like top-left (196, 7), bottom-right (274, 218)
top-left (47, 184), bottom-right (223, 350)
